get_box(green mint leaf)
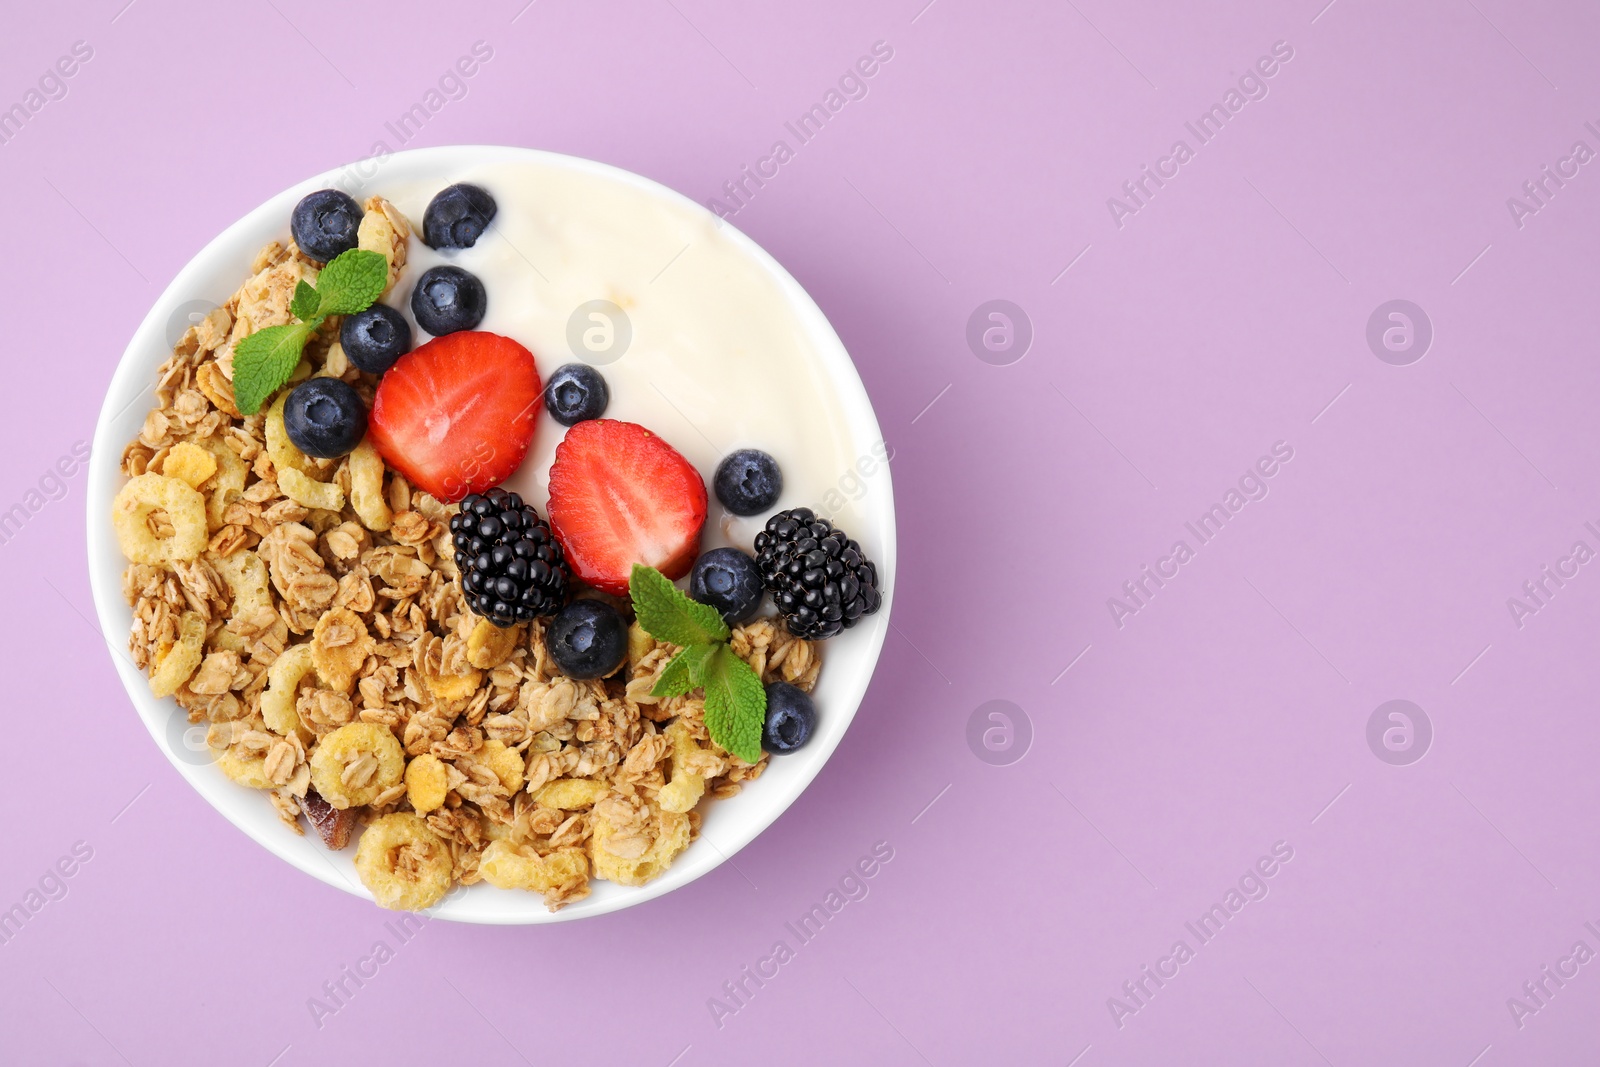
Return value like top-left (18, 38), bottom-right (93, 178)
top-left (630, 565), bottom-right (729, 648)
top-left (290, 279), bottom-right (321, 321)
top-left (651, 643), bottom-right (719, 699)
top-left (701, 644), bottom-right (765, 764)
top-left (231, 322), bottom-right (316, 415)
top-left (651, 647), bottom-right (696, 699)
top-left (681, 642), bottom-right (718, 687)
top-left (311, 248), bottom-right (388, 317)
top-left (650, 644), bottom-right (721, 699)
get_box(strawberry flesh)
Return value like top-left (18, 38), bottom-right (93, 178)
top-left (368, 331), bottom-right (541, 503)
top-left (547, 420), bottom-right (708, 596)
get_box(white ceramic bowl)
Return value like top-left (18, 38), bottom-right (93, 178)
top-left (86, 145), bottom-right (895, 924)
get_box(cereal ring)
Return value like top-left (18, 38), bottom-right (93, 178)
top-left (212, 549), bottom-right (272, 619)
top-left (216, 747), bottom-right (272, 789)
top-left (279, 467), bottom-right (346, 512)
top-left (658, 720), bottom-right (707, 814)
top-left (479, 840), bottom-right (589, 895)
top-left (112, 474), bottom-right (208, 564)
top-left (310, 722), bottom-right (404, 809)
top-left (200, 438), bottom-right (247, 531)
top-left (209, 629), bottom-right (248, 654)
top-left (261, 644), bottom-right (316, 737)
top-left (265, 393), bottom-right (323, 479)
top-left (348, 440), bottom-right (392, 532)
top-left (354, 813), bottom-right (452, 911)
top-left (590, 802), bottom-right (690, 887)
top-left (533, 778), bottom-right (609, 810)
top-left (149, 610), bottom-right (206, 697)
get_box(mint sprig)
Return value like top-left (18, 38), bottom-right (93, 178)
top-left (231, 248), bottom-right (388, 415)
top-left (632, 564), bottom-right (728, 647)
top-left (312, 250), bottom-right (389, 316)
top-left (630, 564), bottom-right (765, 763)
top-left (289, 279), bottom-right (320, 321)
top-left (231, 322), bottom-right (317, 416)
top-left (652, 642), bottom-right (717, 699)
top-left (701, 644), bottom-right (765, 763)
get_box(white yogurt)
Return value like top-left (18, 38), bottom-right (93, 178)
top-left (378, 160), bottom-right (871, 556)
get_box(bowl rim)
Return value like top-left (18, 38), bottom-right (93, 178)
top-left (85, 144), bottom-right (896, 924)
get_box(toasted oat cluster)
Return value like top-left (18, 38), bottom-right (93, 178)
top-left (113, 198), bottom-right (822, 911)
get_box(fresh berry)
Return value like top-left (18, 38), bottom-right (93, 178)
top-left (283, 377), bottom-right (367, 459)
top-left (340, 305), bottom-right (412, 375)
top-left (291, 189), bottom-right (362, 263)
top-left (714, 449), bottom-right (783, 516)
top-left (762, 682), bottom-right (816, 753)
top-left (546, 420), bottom-right (708, 597)
top-left (423, 183), bottom-right (498, 249)
top-left (451, 488), bottom-right (568, 625)
top-left (688, 548), bottom-right (764, 624)
top-left (410, 265), bottom-right (487, 336)
top-left (544, 363), bottom-right (609, 426)
top-left (368, 331), bottom-right (541, 502)
top-left (545, 599), bottom-right (628, 679)
top-left (754, 508), bottom-right (882, 639)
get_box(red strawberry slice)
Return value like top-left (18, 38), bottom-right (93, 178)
top-left (547, 420), bottom-right (708, 596)
top-left (368, 331), bottom-right (541, 503)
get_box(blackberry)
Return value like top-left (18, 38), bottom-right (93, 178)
top-left (753, 507), bottom-right (882, 639)
top-left (450, 487), bottom-right (569, 627)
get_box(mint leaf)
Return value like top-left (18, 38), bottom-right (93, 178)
top-left (630, 564), bottom-right (760, 758)
top-left (630, 565), bottom-right (729, 647)
top-left (651, 643), bottom-right (718, 699)
top-left (312, 248), bottom-right (388, 317)
top-left (231, 322), bottom-right (316, 415)
top-left (290, 279), bottom-right (321, 321)
top-left (228, 250), bottom-right (385, 416)
top-left (682, 642), bottom-right (717, 687)
top-left (701, 644), bottom-right (765, 763)
top-left (652, 647), bottom-right (696, 699)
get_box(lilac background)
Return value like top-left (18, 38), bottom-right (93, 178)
top-left (4, 0), bottom-right (1599, 1063)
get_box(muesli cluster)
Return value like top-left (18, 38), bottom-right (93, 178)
top-left (111, 182), bottom-right (880, 911)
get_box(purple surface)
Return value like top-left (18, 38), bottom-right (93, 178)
top-left (3, 0), bottom-right (1599, 1063)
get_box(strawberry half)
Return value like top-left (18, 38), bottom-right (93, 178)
top-left (368, 331), bottom-right (541, 503)
top-left (546, 420), bottom-right (708, 596)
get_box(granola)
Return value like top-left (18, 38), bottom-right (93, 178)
top-left (112, 196), bottom-right (822, 911)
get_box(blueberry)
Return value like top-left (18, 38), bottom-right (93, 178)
top-left (688, 548), bottom-right (764, 624)
top-left (546, 599), bottom-right (628, 680)
top-left (282, 378), bottom-right (367, 459)
top-left (543, 363), bottom-right (609, 426)
top-left (410, 265), bottom-right (487, 336)
top-left (762, 682), bottom-right (816, 753)
top-left (423, 183), bottom-right (498, 249)
top-left (340, 304), bottom-right (412, 375)
top-left (290, 189), bottom-right (362, 263)
top-left (714, 450), bottom-right (783, 516)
